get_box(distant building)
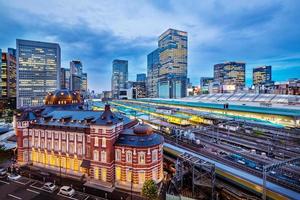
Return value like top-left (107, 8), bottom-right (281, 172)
top-left (111, 59), bottom-right (128, 99)
top-left (60, 68), bottom-right (70, 89)
top-left (1, 48), bottom-right (16, 98)
top-left (70, 60), bottom-right (83, 91)
top-left (214, 62), bottom-right (245, 93)
top-left (158, 29), bottom-right (188, 98)
top-left (102, 91), bottom-right (112, 100)
top-left (136, 73), bottom-right (146, 82)
top-left (253, 65), bottom-right (272, 86)
top-left (200, 77), bottom-right (214, 94)
top-left (158, 75), bottom-right (187, 99)
top-left (133, 81), bottom-right (146, 98)
top-left (16, 39), bottom-right (61, 108)
top-left (147, 49), bottom-right (160, 98)
top-left (81, 73), bottom-right (88, 93)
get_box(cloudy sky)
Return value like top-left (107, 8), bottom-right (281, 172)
top-left (0, 0), bottom-right (300, 92)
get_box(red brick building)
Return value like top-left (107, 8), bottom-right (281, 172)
top-left (15, 89), bottom-right (164, 192)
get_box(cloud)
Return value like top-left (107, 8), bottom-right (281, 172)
top-left (0, 0), bottom-right (299, 91)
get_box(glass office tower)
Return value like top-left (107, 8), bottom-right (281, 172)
top-left (147, 49), bottom-right (160, 98)
top-left (81, 72), bottom-right (87, 92)
top-left (158, 29), bottom-right (188, 98)
top-left (70, 60), bottom-right (83, 91)
top-left (214, 61), bottom-right (245, 93)
top-left (253, 65), bottom-right (272, 86)
top-left (16, 39), bottom-right (61, 108)
top-left (111, 59), bottom-right (128, 99)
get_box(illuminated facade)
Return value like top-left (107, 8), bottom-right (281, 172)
top-left (15, 90), bottom-right (164, 192)
top-left (111, 59), bottom-right (128, 99)
top-left (1, 48), bottom-right (16, 98)
top-left (158, 29), bottom-right (188, 98)
top-left (214, 62), bottom-right (245, 93)
top-left (81, 73), bottom-right (87, 93)
top-left (16, 39), bottom-right (61, 108)
top-left (147, 49), bottom-right (160, 98)
top-left (253, 65), bottom-right (272, 86)
top-left (200, 77), bottom-right (214, 94)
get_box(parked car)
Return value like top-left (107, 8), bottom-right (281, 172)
top-left (8, 173), bottom-right (21, 181)
top-left (43, 182), bottom-right (56, 191)
top-left (59, 186), bottom-right (75, 196)
top-left (0, 168), bottom-right (7, 176)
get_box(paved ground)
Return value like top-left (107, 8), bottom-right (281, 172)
top-left (0, 174), bottom-right (102, 200)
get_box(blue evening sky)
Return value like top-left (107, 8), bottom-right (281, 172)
top-left (0, 0), bottom-right (300, 92)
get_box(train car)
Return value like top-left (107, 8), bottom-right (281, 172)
top-left (163, 144), bottom-right (293, 200)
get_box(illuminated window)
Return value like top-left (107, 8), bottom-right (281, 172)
top-left (94, 167), bottom-right (99, 180)
top-left (69, 133), bottom-right (74, 141)
top-left (93, 150), bottom-right (99, 161)
top-left (152, 149), bottom-right (158, 162)
top-left (101, 168), bottom-right (107, 182)
top-left (94, 136), bottom-right (98, 147)
top-left (126, 168), bottom-right (132, 182)
top-left (40, 139), bottom-right (44, 148)
top-left (61, 132), bottom-right (66, 140)
top-left (61, 142), bottom-right (66, 153)
top-left (47, 140), bottom-right (51, 150)
top-left (102, 137), bottom-right (106, 148)
top-left (138, 152), bottom-right (145, 164)
top-left (77, 134), bottom-right (82, 142)
top-left (101, 151), bottom-right (106, 163)
top-left (115, 149), bottom-right (121, 161)
top-left (126, 151), bottom-right (132, 163)
top-left (138, 171), bottom-right (145, 184)
top-left (115, 167), bottom-right (121, 181)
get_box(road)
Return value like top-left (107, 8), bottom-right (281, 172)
top-left (0, 175), bottom-right (100, 200)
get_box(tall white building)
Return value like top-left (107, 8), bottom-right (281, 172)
top-left (16, 39), bottom-right (61, 108)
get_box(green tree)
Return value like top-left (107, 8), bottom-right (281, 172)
top-left (142, 179), bottom-right (158, 200)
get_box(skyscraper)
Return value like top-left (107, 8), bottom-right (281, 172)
top-left (16, 39), bottom-right (61, 108)
top-left (60, 68), bottom-right (70, 89)
top-left (70, 60), bottom-right (83, 91)
top-left (147, 49), bottom-right (160, 98)
top-left (214, 62), bottom-right (245, 93)
top-left (158, 29), bottom-right (188, 98)
top-left (253, 66), bottom-right (272, 86)
top-left (111, 59), bottom-right (128, 99)
top-left (136, 73), bottom-right (146, 82)
top-left (81, 72), bottom-right (87, 92)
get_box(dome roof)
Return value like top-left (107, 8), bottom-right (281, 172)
top-left (133, 124), bottom-right (153, 135)
top-left (45, 89), bottom-right (81, 106)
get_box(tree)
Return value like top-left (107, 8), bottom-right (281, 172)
top-left (142, 179), bottom-right (158, 200)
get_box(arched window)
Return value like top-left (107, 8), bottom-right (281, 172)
top-left (101, 151), bottom-right (106, 163)
top-left (138, 152), bottom-right (145, 164)
top-left (23, 138), bottom-right (28, 147)
top-left (115, 149), bottom-right (121, 161)
top-left (93, 150), bottom-right (99, 161)
top-left (126, 151), bottom-right (132, 163)
top-left (102, 137), bottom-right (106, 148)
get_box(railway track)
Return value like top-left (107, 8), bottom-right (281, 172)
top-left (160, 132), bottom-right (300, 193)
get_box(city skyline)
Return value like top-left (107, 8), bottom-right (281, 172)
top-left (1, 0), bottom-right (300, 92)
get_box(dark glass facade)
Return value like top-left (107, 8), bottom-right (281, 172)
top-left (111, 59), bottom-right (128, 99)
top-left (147, 49), bottom-right (160, 98)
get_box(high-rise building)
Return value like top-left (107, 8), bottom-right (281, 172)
top-left (136, 73), bottom-right (146, 82)
top-left (158, 75), bottom-right (187, 99)
top-left (133, 81), bottom-right (146, 98)
top-left (16, 39), bottom-right (61, 108)
top-left (147, 49), bottom-right (160, 98)
top-left (214, 62), bottom-right (245, 93)
top-left (200, 77), bottom-right (214, 94)
top-left (253, 65), bottom-right (272, 86)
top-left (81, 72), bottom-right (87, 92)
top-left (158, 29), bottom-right (188, 98)
top-left (60, 68), bottom-right (70, 89)
top-left (70, 60), bottom-right (83, 91)
top-left (111, 59), bottom-right (128, 99)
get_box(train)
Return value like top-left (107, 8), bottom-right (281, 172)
top-left (163, 143), bottom-right (297, 200)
